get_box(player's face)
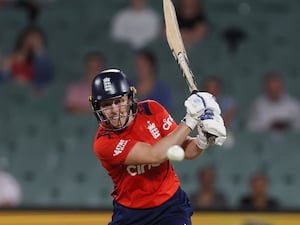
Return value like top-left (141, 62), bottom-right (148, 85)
top-left (100, 96), bottom-right (132, 128)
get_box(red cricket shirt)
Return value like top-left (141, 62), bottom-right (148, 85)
top-left (94, 100), bottom-right (180, 208)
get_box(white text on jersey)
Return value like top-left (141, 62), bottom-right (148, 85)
top-left (162, 115), bottom-right (173, 130)
top-left (113, 139), bottom-right (128, 156)
top-left (127, 163), bottom-right (161, 176)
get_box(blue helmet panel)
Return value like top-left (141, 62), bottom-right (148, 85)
top-left (91, 69), bottom-right (130, 102)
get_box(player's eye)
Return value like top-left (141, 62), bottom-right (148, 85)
top-left (114, 99), bottom-right (122, 105)
top-left (100, 100), bottom-right (113, 108)
top-left (100, 97), bottom-right (127, 109)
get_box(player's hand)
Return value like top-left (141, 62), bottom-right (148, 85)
top-left (183, 92), bottom-right (206, 129)
top-left (199, 113), bottom-right (227, 146)
top-left (198, 92), bottom-right (221, 115)
top-left (196, 126), bottom-right (209, 149)
top-left (183, 92), bottom-right (220, 130)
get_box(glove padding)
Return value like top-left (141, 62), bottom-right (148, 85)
top-left (196, 92), bottom-right (221, 115)
top-left (196, 127), bottom-right (209, 150)
top-left (185, 92), bottom-right (221, 115)
top-left (183, 92), bottom-right (220, 130)
top-left (200, 114), bottom-right (227, 146)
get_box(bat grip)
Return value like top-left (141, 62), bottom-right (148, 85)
top-left (191, 90), bottom-right (199, 95)
top-left (204, 132), bottom-right (217, 144)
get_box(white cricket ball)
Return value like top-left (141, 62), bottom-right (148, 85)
top-left (167, 145), bottom-right (184, 162)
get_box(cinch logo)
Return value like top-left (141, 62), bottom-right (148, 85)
top-left (147, 121), bottom-right (160, 139)
top-left (127, 163), bottom-right (161, 176)
top-left (162, 115), bottom-right (173, 130)
top-left (113, 139), bottom-right (128, 156)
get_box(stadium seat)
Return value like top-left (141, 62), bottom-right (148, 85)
top-left (0, 143), bottom-right (11, 171)
top-left (213, 131), bottom-right (267, 207)
top-left (85, 169), bottom-right (114, 208)
top-left (260, 132), bottom-right (299, 163)
top-left (268, 156), bottom-right (300, 208)
top-left (53, 136), bottom-right (113, 207)
top-left (7, 135), bottom-right (62, 206)
top-left (0, 9), bottom-right (27, 52)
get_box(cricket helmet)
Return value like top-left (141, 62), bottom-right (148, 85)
top-left (89, 69), bottom-right (137, 131)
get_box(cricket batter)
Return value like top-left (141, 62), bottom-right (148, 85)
top-left (89, 69), bottom-right (226, 225)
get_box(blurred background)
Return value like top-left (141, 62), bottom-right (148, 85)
top-left (0, 0), bottom-right (299, 218)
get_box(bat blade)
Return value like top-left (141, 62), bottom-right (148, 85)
top-left (163, 0), bottom-right (217, 144)
top-left (163, 0), bottom-right (198, 93)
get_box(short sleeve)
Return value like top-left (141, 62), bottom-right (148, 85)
top-left (94, 136), bottom-right (137, 166)
top-left (147, 100), bottom-right (178, 136)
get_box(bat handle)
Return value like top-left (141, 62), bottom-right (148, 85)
top-left (204, 132), bottom-right (217, 144)
top-left (191, 90), bottom-right (199, 95)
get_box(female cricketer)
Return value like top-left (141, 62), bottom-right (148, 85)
top-left (89, 69), bottom-right (226, 225)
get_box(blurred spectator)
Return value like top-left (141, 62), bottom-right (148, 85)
top-left (0, 0), bottom-right (57, 24)
top-left (190, 166), bottom-right (228, 210)
top-left (222, 26), bottom-right (247, 55)
top-left (0, 25), bottom-right (53, 91)
top-left (247, 72), bottom-right (300, 132)
top-left (64, 51), bottom-right (105, 114)
top-left (239, 172), bottom-right (279, 211)
top-left (175, 0), bottom-right (208, 48)
top-left (0, 170), bottom-right (22, 207)
top-left (110, 0), bottom-right (161, 49)
top-left (133, 49), bottom-right (173, 111)
top-left (203, 76), bottom-right (237, 131)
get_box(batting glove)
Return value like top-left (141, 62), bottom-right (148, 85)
top-left (182, 93), bottom-right (205, 129)
top-left (196, 126), bottom-right (209, 150)
top-left (200, 114), bottom-right (227, 146)
top-left (182, 92), bottom-right (220, 130)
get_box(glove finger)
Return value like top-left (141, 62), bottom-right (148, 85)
top-left (198, 123), bottom-right (226, 146)
top-left (196, 130), bottom-right (209, 149)
top-left (213, 115), bottom-right (225, 125)
top-left (215, 136), bottom-right (227, 146)
top-left (201, 119), bottom-right (226, 137)
top-left (184, 95), bottom-right (205, 115)
top-left (196, 92), bottom-right (221, 115)
top-left (195, 92), bottom-right (213, 100)
top-left (206, 100), bottom-right (221, 115)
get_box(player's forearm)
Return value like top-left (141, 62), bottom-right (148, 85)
top-left (182, 138), bottom-right (205, 160)
top-left (151, 122), bottom-right (192, 162)
top-left (124, 122), bottom-right (192, 165)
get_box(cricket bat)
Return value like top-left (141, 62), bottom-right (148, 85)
top-left (163, 0), bottom-right (216, 143)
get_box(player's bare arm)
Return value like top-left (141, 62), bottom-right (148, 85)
top-left (124, 122), bottom-right (192, 165)
top-left (182, 137), bottom-right (205, 160)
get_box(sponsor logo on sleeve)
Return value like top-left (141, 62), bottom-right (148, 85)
top-left (162, 115), bottom-right (174, 130)
top-left (113, 139), bottom-right (128, 156)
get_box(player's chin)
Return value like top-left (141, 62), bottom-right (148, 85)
top-left (110, 118), bottom-right (127, 128)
